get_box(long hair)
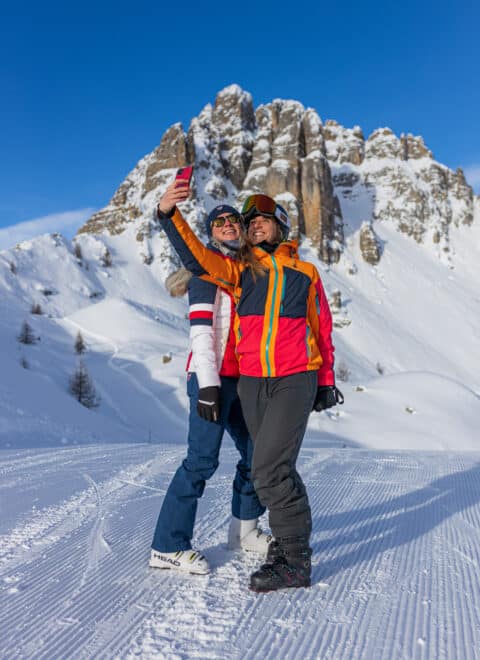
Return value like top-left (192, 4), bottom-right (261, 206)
top-left (236, 237), bottom-right (266, 278)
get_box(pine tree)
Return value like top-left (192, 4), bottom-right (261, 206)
top-left (69, 362), bottom-right (99, 408)
top-left (101, 248), bottom-right (112, 267)
top-left (18, 321), bottom-right (37, 345)
top-left (74, 331), bottom-right (86, 355)
top-left (74, 242), bottom-right (83, 261)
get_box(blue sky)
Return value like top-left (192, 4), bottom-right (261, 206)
top-left (1, 0), bottom-right (479, 246)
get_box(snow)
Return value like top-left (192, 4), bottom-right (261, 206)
top-left (2, 445), bottom-right (480, 658)
top-left (1, 196), bottom-right (480, 657)
top-left (217, 83), bottom-right (252, 102)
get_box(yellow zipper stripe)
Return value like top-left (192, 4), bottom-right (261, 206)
top-left (260, 261), bottom-right (277, 376)
top-left (266, 259), bottom-right (284, 377)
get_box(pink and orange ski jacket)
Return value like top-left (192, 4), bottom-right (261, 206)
top-left (159, 208), bottom-right (335, 386)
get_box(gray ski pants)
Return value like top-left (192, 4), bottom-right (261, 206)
top-left (237, 371), bottom-right (317, 540)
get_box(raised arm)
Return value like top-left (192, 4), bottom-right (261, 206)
top-left (157, 181), bottom-right (239, 292)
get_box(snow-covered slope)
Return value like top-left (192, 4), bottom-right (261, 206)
top-left (1, 194), bottom-right (479, 451)
top-left (0, 229), bottom-right (189, 448)
top-left (2, 443), bottom-right (480, 659)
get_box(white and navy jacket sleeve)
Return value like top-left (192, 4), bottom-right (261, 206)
top-left (187, 275), bottom-right (221, 389)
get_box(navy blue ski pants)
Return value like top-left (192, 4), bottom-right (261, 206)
top-left (151, 373), bottom-right (265, 552)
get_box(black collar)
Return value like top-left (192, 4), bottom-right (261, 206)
top-left (256, 241), bottom-right (280, 254)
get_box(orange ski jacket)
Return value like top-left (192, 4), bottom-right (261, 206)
top-left (159, 208), bottom-right (335, 385)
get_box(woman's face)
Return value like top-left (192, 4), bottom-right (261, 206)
top-left (247, 215), bottom-right (277, 244)
top-left (210, 213), bottom-right (241, 243)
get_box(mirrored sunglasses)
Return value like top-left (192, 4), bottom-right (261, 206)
top-left (211, 214), bottom-right (241, 228)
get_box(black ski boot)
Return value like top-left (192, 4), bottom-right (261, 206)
top-left (265, 535), bottom-right (310, 562)
top-left (249, 537), bottom-right (312, 593)
top-left (266, 539), bottom-right (282, 562)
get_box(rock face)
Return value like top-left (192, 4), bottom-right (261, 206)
top-left (359, 222), bottom-right (382, 265)
top-left (331, 126), bottom-right (476, 263)
top-left (78, 85), bottom-right (478, 268)
top-left (324, 120), bottom-right (365, 165)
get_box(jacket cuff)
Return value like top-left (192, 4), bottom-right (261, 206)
top-left (156, 204), bottom-right (176, 221)
top-left (196, 370), bottom-right (221, 389)
top-left (317, 370), bottom-right (335, 387)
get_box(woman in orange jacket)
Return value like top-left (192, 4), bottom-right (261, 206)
top-left (157, 181), bottom-right (343, 592)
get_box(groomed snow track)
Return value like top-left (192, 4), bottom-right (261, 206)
top-left (1, 444), bottom-right (480, 659)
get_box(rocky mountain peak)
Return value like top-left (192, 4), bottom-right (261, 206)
top-left (365, 128), bottom-right (403, 160)
top-left (324, 120), bottom-right (365, 165)
top-left (78, 85), bottom-right (478, 269)
top-left (211, 86), bottom-right (255, 190)
top-left (401, 133), bottom-right (432, 160)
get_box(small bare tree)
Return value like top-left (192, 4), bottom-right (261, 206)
top-left (101, 248), bottom-right (112, 267)
top-left (31, 303), bottom-right (43, 315)
top-left (336, 361), bottom-right (350, 383)
top-left (69, 362), bottom-right (99, 408)
top-left (18, 321), bottom-right (37, 345)
top-left (74, 331), bottom-right (86, 355)
top-left (74, 242), bottom-right (83, 261)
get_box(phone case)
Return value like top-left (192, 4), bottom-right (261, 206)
top-left (175, 166), bottom-right (193, 184)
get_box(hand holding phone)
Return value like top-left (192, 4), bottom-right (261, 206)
top-left (158, 167), bottom-right (193, 215)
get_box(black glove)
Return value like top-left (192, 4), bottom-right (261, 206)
top-left (197, 386), bottom-right (221, 422)
top-left (312, 386), bottom-right (344, 412)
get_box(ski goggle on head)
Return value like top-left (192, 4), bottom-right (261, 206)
top-left (241, 194), bottom-right (291, 237)
top-left (210, 213), bottom-right (241, 228)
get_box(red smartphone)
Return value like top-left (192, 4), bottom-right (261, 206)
top-left (175, 166), bottom-right (193, 187)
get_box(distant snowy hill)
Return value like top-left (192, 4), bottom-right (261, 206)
top-left (1, 185), bottom-right (479, 451)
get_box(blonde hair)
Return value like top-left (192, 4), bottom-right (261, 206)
top-left (237, 236), bottom-right (268, 279)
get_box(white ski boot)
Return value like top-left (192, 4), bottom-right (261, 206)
top-left (227, 517), bottom-right (272, 554)
top-left (149, 548), bottom-right (210, 574)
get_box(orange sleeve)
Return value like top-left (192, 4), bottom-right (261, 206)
top-left (159, 207), bottom-right (240, 293)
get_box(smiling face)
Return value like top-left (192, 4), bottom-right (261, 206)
top-left (247, 215), bottom-right (278, 244)
top-left (210, 213), bottom-right (241, 243)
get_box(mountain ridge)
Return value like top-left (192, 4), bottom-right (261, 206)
top-left (78, 84), bottom-right (478, 270)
